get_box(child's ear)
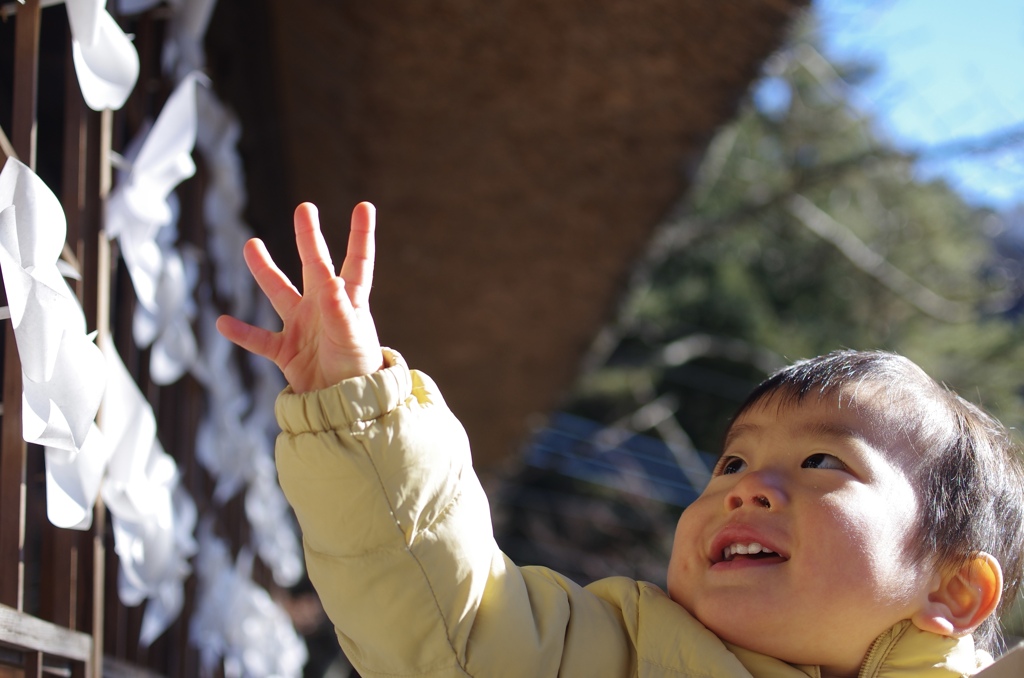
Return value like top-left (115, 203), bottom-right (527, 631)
top-left (911, 552), bottom-right (1003, 637)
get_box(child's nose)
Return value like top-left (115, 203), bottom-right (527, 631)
top-left (724, 470), bottom-right (788, 511)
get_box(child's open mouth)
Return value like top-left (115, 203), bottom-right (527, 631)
top-left (714, 542), bottom-right (789, 568)
top-left (722, 542), bottom-right (775, 561)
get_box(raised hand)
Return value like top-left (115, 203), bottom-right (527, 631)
top-left (216, 202), bottom-right (384, 393)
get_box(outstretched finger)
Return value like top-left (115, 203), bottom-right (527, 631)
top-left (340, 201), bottom-right (376, 308)
top-left (294, 202), bottom-right (337, 289)
top-left (215, 314), bottom-right (282, 363)
top-left (243, 238), bottom-right (301, 320)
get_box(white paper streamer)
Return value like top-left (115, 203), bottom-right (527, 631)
top-left (67, 0), bottom-right (140, 111)
top-left (192, 304), bottom-right (256, 503)
top-left (196, 86), bottom-right (256, 320)
top-left (113, 481), bottom-right (198, 646)
top-left (100, 340), bottom-right (198, 645)
top-left (44, 425), bottom-right (110, 529)
top-left (107, 72), bottom-right (203, 384)
top-left (245, 457), bottom-right (303, 587)
top-left (191, 302), bottom-right (300, 587)
top-left (106, 71), bottom-right (199, 306)
top-left (162, 0), bottom-right (217, 82)
top-left (191, 522), bottom-right (307, 678)
top-left (186, 42), bottom-right (303, 590)
top-left (0, 158), bottom-right (109, 529)
top-left (131, 238), bottom-right (200, 384)
top-left (1, 0), bottom-right (308, 658)
top-left (100, 340), bottom-right (160, 518)
top-left (116, 0), bottom-right (172, 14)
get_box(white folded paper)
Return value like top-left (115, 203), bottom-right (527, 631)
top-left (162, 0), bottom-right (217, 82)
top-left (191, 522), bottom-right (307, 677)
top-left (67, 0), bottom-right (140, 111)
top-left (0, 158), bottom-right (109, 529)
top-left (100, 340), bottom-right (198, 645)
top-left (106, 72), bottom-right (202, 384)
top-left (44, 425), bottom-right (110, 529)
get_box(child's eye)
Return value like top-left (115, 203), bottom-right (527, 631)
top-left (801, 453), bottom-right (846, 470)
top-left (715, 456), bottom-right (747, 475)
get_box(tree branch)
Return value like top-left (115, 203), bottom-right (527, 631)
top-left (787, 194), bottom-right (974, 322)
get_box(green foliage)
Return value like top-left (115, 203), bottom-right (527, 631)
top-left (568, 17), bottom-right (1024, 458)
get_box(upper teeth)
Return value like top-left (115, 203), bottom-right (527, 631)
top-left (723, 543), bottom-right (776, 560)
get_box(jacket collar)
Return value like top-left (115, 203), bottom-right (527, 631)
top-left (724, 621), bottom-right (990, 678)
top-left (856, 621), bottom-right (991, 678)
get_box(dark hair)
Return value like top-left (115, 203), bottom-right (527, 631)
top-left (730, 349), bottom-right (1024, 653)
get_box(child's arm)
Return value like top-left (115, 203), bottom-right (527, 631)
top-left (218, 203), bottom-right (641, 677)
top-left (215, 201), bottom-right (384, 393)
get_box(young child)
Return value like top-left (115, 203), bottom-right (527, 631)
top-left (217, 202), bottom-right (1024, 678)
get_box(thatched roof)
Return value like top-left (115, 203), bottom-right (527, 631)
top-left (207, 0), bottom-right (809, 470)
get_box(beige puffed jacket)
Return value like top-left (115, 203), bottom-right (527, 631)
top-left (274, 350), bottom-right (991, 678)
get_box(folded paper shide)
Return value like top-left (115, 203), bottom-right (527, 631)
top-left (4, 1), bottom-right (304, 666)
top-left (0, 157), bottom-right (107, 529)
top-left (66, 0), bottom-right (141, 111)
top-left (106, 72), bottom-right (203, 385)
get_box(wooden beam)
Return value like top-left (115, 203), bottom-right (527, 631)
top-left (0, 0), bottom-right (41, 613)
top-left (62, 37), bottom-right (89, 297)
top-left (87, 105), bottom-right (115, 678)
top-left (0, 604), bottom-right (92, 662)
top-left (0, 321), bottom-right (26, 611)
top-left (11, 0), bottom-right (40, 165)
top-left (37, 15), bottom-right (93, 635)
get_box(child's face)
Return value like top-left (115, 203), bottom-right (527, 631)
top-left (666, 391), bottom-right (936, 678)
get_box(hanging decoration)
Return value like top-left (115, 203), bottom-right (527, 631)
top-left (0, 0), bottom-right (307, 671)
top-left (100, 341), bottom-right (199, 646)
top-left (0, 157), bottom-right (109, 530)
top-left (105, 71), bottom-right (203, 385)
top-left (191, 521), bottom-right (308, 677)
top-left (66, 0), bottom-right (140, 111)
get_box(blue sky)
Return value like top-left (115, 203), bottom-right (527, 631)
top-left (813, 0), bottom-right (1024, 210)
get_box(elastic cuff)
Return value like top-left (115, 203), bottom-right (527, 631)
top-left (275, 348), bottom-right (411, 433)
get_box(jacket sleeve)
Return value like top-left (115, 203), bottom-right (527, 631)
top-left (274, 350), bottom-right (637, 678)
